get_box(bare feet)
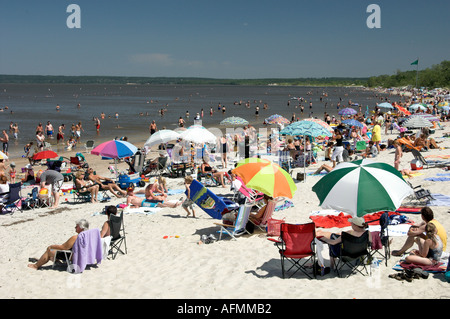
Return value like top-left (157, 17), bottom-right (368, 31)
top-left (27, 264), bottom-right (38, 270)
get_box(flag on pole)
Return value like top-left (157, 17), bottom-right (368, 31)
top-left (411, 59), bottom-right (419, 66)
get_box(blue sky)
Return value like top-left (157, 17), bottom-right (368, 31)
top-left (1, 0), bottom-right (449, 78)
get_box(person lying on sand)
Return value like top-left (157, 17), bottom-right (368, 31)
top-left (126, 184), bottom-right (181, 209)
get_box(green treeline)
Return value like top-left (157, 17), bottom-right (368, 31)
top-left (0, 75), bottom-right (367, 86)
top-left (367, 60), bottom-right (450, 88)
top-left (0, 60), bottom-right (448, 88)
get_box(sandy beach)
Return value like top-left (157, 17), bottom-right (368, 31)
top-left (0, 122), bottom-right (449, 300)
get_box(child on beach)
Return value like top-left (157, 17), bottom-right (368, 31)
top-left (8, 162), bottom-right (16, 183)
top-left (182, 176), bottom-right (195, 218)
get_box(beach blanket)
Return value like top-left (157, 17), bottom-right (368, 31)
top-left (402, 172), bottom-right (423, 179)
top-left (274, 200), bottom-right (294, 212)
top-left (309, 210), bottom-right (406, 229)
top-left (123, 207), bottom-right (163, 215)
top-left (427, 193), bottom-right (450, 206)
top-left (392, 252), bottom-right (449, 273)
top-left (424, 177), bottom-right (450, 182)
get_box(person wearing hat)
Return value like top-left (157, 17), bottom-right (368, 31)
top-left (22, 164), bottom-right (35, 183)
top-left (317, 217), bottom-right (372, 268)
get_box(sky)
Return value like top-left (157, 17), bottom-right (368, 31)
top-left (1, 0), bottom-right (449, 79)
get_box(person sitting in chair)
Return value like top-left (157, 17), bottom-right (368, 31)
top-left (200, 159), bottom-right (227, 187)
top-left (86, 167), bottom-right (127, 198)
top-left (28, 219), bottom-right (89, 270)
top-left (100, 205), bottom-right (117, 238)
top-left (249, 194), bottom-right (273, 224)
top-left (74, 171), bottom-right (99, 203)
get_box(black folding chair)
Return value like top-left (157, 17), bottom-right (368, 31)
top-left (1, 182), bottom-right (23, 214)
top-left (109, 212), bottom-right (127, 259)
top-left (332, 231), bottom-right (371, 278)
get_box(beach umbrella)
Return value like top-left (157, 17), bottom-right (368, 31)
top-left (394, 105), bottom-right (411, 116)
top-left (91, 140), bottom-right (138, 159)
top-left (377, 102), bottom-right (394, 109)
top-left (280, 120), bottom-right (333, 138)
top-left (438, 101), bottom-right (449, 107)
top-left (342, 119), bottom-right (364, 128)
top-left (402, 116), bottom-right (433, 129)
top-left (408, 114), bottom-right (439, 123)
top-left (32, 150), bottom-right (58, 160)
top-left (179, 125), bottom-right (217, 144)
top-left (338, 107), bottom-right (357, 116)
top-left (144, 129), bottom-right (181, 149)
top-left (232, 158), bottom-right (297, 199)
top-left (303, 118), bottom-right (334, 134)
top-left (441, 105), bottom-right (450, 113)
top-left (220, 116), bottom-right (249, 126)
top-left (264, 114), bottom-right (291, 125)
top-left (312, 159), bottom-right (413, 217)
top-left (0, 151), bottom-right (8, 160)
top-left (409, 103), bottom-right (427, 111)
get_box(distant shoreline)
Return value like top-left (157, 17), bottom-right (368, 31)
top-left (0, 74), bottom-right (369, 87)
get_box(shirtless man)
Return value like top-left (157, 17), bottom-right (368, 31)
top-left (149, 120), bottom-right (157, 135)
top-left (45, 121), bottom-right (54, 139)
top-left (126, 184), bottom-right (181, 208)
top-left (57, 124), bottom-right (65, 144)
top-left (0, 130), bottom-right (9, 157)
top-left (86, 168), bottom-right (127, 198)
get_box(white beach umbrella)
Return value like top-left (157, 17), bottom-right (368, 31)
top-left (179, 125), bottom-right (217, 144)
top-left (402, 116), bottom-right (433, 129)
top-left (144, 129), bottom-right (181, 148)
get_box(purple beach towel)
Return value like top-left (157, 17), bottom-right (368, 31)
top-left (72, 228), bottom-right (102, 273)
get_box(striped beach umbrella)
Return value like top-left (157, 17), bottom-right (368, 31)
top-left (91, 140), bottom-right (138, 159)
top-left (232, 158), bottom-right (297, 199)
top-left (264, 114), bottom-right (291, 125)
top-left (220, 116), bottom-right (249, 126)
top-left (312, 159), bottom-right (413, 217)
top-left (338, 107), bottom-right (357, 116)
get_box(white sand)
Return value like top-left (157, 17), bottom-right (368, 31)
top-left (1, 124), bottom-right (449, 299)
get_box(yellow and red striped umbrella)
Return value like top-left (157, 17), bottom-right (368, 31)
top-left (232, 158), bottom-right (297, 199)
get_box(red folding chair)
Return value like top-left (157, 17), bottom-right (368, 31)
top-left (269, 222), bottom-right (317, 279)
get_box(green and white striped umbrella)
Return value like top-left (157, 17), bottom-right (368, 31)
top-left (312, 159), bottom-right (413, 217)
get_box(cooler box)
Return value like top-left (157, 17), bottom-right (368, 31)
top-left (118, 173), bottom-right (142, 189)
top-left (410, 159), bottom-right (423, 170)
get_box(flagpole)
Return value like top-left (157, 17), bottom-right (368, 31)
top-left (415, 58), bottom-right (419, 89)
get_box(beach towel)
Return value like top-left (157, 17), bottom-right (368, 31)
top-left (274, 200), bottom-right (294, 211)
top-left (392, 252), bottom-right (449, 273)
top-left (101, 236), bottom-right (112, 260)
top-left (309, 211), bottom-right (405, 229)
top-left (428, 193), bottom-right (450, 206)
top-left (71, 228), bottom-right (102, 273)
top-left (425, 177), bottom-right (450, 182)
top-left (124, 206), bottom-right (163, 215)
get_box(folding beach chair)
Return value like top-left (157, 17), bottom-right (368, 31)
top-left (109, 211), bottom-right (127, 259)
top-left (269, 222), bottom-right (317, 279)
top-left (1, 182), bottom-right (23, 214)
top-left (234, 176), bottom-right (265, 208)
top-left (72, 173), bottom-right (92, 204)
top-left (84, 140), bottom-right (95, 153)
top-left (214, 203), bottom-right (252, 240)
top-left (368, 212), bottom-right (390, 267)
top-left (52, 228), bottom-right (102, 273)
top-left (332, 231), bottom-right (371, 278)
top-left (250, 198), bottom-right (281, 232)
top-left (405, 180), bottom-right (434, 204)
top-left (411, 149), bottom-right (450, 168)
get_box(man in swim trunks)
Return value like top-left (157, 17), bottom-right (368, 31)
top-left (126, 184), bottom-right (181, 208)
top-left (46, 121), bottom-right (54, 138)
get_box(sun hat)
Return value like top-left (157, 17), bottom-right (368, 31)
top-left (348, 217), bottom-right (366, 227)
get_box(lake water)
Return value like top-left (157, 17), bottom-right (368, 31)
top-left (0, 83), bottom-right (398, 159)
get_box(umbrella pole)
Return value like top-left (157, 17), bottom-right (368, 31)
top-left (303, 136), bottom-right (306, 183)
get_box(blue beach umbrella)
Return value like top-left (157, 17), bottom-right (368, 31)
top-left (280, 120), bottom-right (333, 138)
top-left (342, 119), bottom-right (364, 128)
top-left (378, 102), bottom-right (394, 109)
